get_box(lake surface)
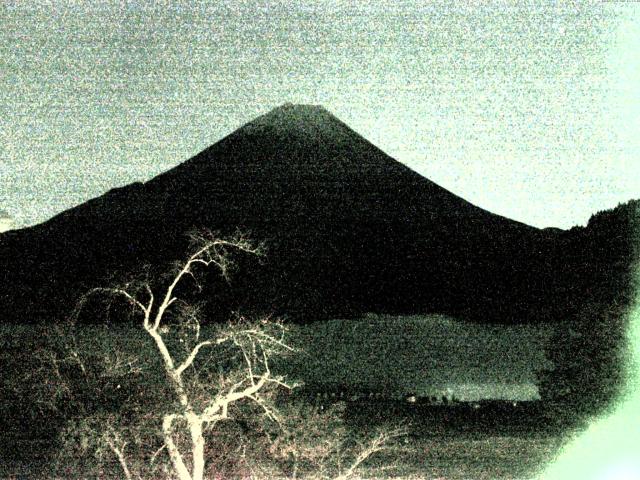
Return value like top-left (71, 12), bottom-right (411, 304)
top-left (279, 314), bottom-right (552, 401)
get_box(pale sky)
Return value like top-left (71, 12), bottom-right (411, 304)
top-left (1, 1), bottom-right (639, 229)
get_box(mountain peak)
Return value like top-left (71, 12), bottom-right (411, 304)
top-left (1, 102), bottom-right (571, 327)
top-left (171, 102), bottom-right (378, 177)
top-left (238, 103), bottom-right (349, 142)
top-left (274, 102), bottom-right (328, 113)
top-left (256, 103), bottom-right (336, 124)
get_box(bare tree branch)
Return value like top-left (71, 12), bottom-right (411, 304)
top-left (106, 437), bottom-right (135, 480)
top-left (174, 340), bottom-right (215, 377)
top-left (334, 426), bottom-right (408, 480)
top-left (63, 232), bottom-right (305, 480)
top-left (162, 414), bottom-right (192, 480)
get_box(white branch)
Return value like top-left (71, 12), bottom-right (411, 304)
top-left (149, 238), bottom-right (257, 332)
top-left (162, 414), bottom-right (192, 480)
top-left (106, 438), bottom-right (134, 480)
top-left (247, 393), bottom-right (279, 423)
top-left (202, 373), bottom-right (270, 422)
top-left (88, 287), bottom-right (149, 315)
top-left (150, 444), bottom-right (167, 465)
top-left (334, 427), bottom-right (407, 480)
top-left (144, 284), bottom-right (154, 312)
top-left (174, 340), bottom-right (215, 377)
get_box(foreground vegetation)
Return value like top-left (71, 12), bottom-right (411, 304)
top-left (1, 230), bottom-right (624, 479)
top-left (1, 318), bottom-right (576, 479)
top-left (2, 232), bottom-right (409, 479)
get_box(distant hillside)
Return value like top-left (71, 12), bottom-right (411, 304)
top-left (0, 105), bottom-right (637, 328)
top-left (540, 200), bottom-right (639, 417)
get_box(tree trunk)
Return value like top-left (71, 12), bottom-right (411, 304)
top-left (188, 414), bottom-right (206, 480)
top-left (163, 415), bottom-right (193, 480)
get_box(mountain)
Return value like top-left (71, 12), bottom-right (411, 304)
top-left (0, 104), bottom-right (636, 326)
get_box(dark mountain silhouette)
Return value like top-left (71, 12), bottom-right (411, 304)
top-left (0, 104), bottom-right (637, 327)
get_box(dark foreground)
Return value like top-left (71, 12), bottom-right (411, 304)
top-left (343, 401), bottom-right (572, 479)
top-left (1, 399), bottom-right (574, 479)
top-left (0, 322), bottom-right (582, 479)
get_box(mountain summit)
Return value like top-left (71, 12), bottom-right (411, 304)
top-left (238, 103), bottom-right (343, 135)
top-left (230, 103), bottom-right (360, 145)
top-left (0, 105), bottom-right (635, 325)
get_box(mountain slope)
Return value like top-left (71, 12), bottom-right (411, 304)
top-left (0, 104), bottom-right (632, 325)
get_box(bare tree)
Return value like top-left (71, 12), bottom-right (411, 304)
top-left (48, 230), bottom-right (407, 479)
top-left (67, 231), bottom-right (295, 480)
top-left (261, 400), bottom-right (408, 480)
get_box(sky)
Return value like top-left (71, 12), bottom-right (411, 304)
top-left (1, 0), bottom-right (639, 230)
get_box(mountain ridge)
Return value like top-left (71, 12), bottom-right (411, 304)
top-left (0, 105), bottom-right (636, 327)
